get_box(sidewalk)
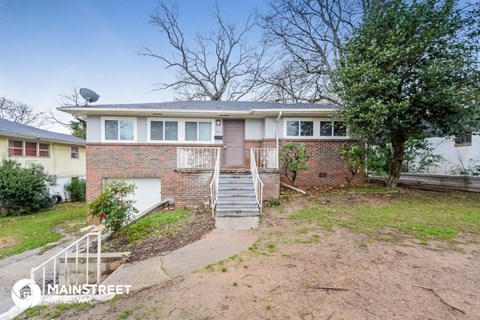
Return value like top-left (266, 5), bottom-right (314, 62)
top-left (102, 229), bottom-right (258, 289)
top-left (0, 229), bottom-right (258, 319)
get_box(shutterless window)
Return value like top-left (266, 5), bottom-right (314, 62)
top-left (333, 122), bottom-right (347, 136)
top-left (71, 146), bottom-right (79, 159)
top-left (8, 140), bottom-right (23, 156)
top-left (320, 121), bottom-right (333, 136)
top-left (185, 122), bottom-right (212, 141)
top-left (105, 119), bottom-right (134, 140)
top-left (321, 121), bottom-right (347, 137)
top-left (25, 142), bottom-right (37, 156)
top-left (150, 121), bottom-right (178, 141)
top-left (455, 133), bottom-right (472, 146)
top-left (287, 121), bottom-right (313, 137)
top-left (38, 144), bottom-right (49, 157)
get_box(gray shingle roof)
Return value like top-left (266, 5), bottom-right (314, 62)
top-left (0, 119), bottom-right (85, 145)
top-left (60, 100), bottom-right (337, 111)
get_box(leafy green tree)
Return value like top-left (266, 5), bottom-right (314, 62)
top-left (65, 177), bottom-right (86, 202)
top-left (89, 180), bottom-right (138, 234)
top-left (340, 143), bottom-right (365, 187)
top-left (335, 0), bottom-right (479, 187)
top-left (0, 159), bottom-right (55, 215)
top-left (279, 142), bottom-right (310, 186)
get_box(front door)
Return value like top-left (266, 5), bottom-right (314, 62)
top-left (223, 121), bottom-right (244, 166)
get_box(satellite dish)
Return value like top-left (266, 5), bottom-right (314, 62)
top-left (79, 88), bottom-right (100, 105)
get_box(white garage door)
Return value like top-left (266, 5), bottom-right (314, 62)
top-left (106, 178), bottom-right (161, 218)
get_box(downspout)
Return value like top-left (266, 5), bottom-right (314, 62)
top-left (275, 111), bottom-right (282, 169)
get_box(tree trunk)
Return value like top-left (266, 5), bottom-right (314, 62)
top-left (387, 140), bottom-right (405, 188)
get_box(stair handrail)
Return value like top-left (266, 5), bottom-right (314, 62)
top-left (31, 231), bottom-right (101, 295)
top-left (250, 148), bottom-right (264, 213)
top-left (209, 147), bottom-right (221, 215)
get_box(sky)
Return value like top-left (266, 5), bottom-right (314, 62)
top-left (0, 0), bottom-right (267, 133)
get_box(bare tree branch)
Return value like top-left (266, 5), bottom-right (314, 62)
top-left (0, 97), bottom-right (47, 128)
top-left (142, 2), bottom-right (270, 101)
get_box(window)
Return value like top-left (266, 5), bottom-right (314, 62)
top-left (185, 121), bottom-right (212, 141)
top-left (71, 146), bottom-right (79, 159)
top-left (39, 144), bottom-right (49, 157)
top-left (455, 133), bottom-right (472, 147)
top-left (8, 140), bottom-right (23, 156)
top-left (150, 121), bottom-right (178, 141)
top-left (320, 121), bottom-right (347, 137)
top-left (286, 121), bottom-right (314, 137)
top-left (104, 119), bottom-right (135, 141)
top-left (8, 140), bottom-right (49, 157)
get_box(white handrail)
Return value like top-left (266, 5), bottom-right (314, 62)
top-left (177, 147), bottom-right (219, 169)
top-left (31, 232), bottom-right (101, 295)
top-left (209, 148), bottom-right (221, 216)
top-left (251, 148), bottom-right (278, 169)
top-left (250, 149), bottom-right (264, 213)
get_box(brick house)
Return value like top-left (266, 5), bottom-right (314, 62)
top-left (60, 101), bottom-right (360, 227)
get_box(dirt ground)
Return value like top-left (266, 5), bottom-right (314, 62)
top-left (21, 192), bottom-right (480, 320)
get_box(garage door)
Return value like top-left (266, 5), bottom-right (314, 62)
top-left (106, 178), bottom-right (161, 219)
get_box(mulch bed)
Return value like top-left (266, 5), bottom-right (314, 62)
top-left (105, 209), bottom-right (215, 263)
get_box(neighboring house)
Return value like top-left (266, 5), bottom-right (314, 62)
top-left (59, 101), bottom-right (361, 226)
top-left (410, 133), bottom-right (480, 175)
top-left (0, 119), bottom-right (86, 201)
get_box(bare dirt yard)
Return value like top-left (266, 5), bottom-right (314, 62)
top-left (18, 188), bottom-right (480, 320)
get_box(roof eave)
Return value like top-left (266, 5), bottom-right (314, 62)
top-left (0, 132), bottom-right (86, 146)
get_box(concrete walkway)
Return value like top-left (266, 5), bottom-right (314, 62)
top-left (0, 229), bottom-right (257, 319)
top-left (103, 229), bottom-right (257, 290)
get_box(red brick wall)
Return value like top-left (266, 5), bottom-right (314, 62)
top-left (278, 139), bottom-right (364, 187)
top-left (86, 144), bottom-right (212, 207)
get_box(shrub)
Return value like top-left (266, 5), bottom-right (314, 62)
top-left (279, 142), bottom-right (309, 186)
top-left (65, 177), bottom-right (86, 202)
top-left (0, 159), bottom-right (55, 216)
top-left (89, 180), bottom-right (138, 234)
top-left (340, 143), bottom-right (365, 187)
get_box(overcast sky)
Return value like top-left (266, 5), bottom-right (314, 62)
top-left (0, 0), bottom-right (266, 132)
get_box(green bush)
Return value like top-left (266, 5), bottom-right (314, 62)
top-left (0, 159), bottom-right (55, 216)
top-left (65, 177), bottom-right (86, 202)
top-left (279, 142), bottom-right (309, 186)
top-left (89, 180), bottom-right (138, 234)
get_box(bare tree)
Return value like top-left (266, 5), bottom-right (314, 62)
top-left (143, 2), bottom-right (270, 101)
top-left (261, 0), bottom-right (372, 104)
top-left (0, 97), bottom-right (46, 127)
top-left (44, 88), bottom-right (87, 139)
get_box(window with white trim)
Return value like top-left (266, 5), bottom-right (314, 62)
top-left (103, 118), bottom-right (135, 141)
top-left (286, 121), bottom-right (314, 137)
top-left (71, 146), bottom-right (79, 159)
top-left (150, 120), bottom-right (178, 141)
top-left (320, 121), bottom-right (346, 137)
top-left (185, 121), bottom-right (212, 141)
top-left (8, 140), bottom-right (49, 157)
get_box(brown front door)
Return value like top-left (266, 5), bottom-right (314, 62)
top-left (223, 121), bottom-right (244, 166)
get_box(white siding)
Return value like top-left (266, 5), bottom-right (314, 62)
top-left (245, 119), bottom-right (264, 139)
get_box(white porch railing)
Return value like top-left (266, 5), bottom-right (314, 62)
top-left (31, 232), bottom-right (101, 295)
top-left (251, 148), bottom-right (278, 169)
top-left (250, 149), bottom-right (264, 213)
top-left (177, 147), bottom-right (221, 169)
top-left (209, 148), bottom-right (221, 215)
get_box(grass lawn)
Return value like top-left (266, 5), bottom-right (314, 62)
top-left (290, 188), bottom-right (480, 243)
top-left (0, 202), bottom-right (88, 258)
top-left (119, 209), bottom-right (191, 242)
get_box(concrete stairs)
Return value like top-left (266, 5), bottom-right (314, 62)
top-left (215, 172), bottom-right (260, 230)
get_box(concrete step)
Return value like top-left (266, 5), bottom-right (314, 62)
top-left (215, 216), bottom-right (259, 230)
top-left (217, 196), bottom-right (257, 202)
top-left (216, 209), bottom-right (260, 217)
top-left (217, 203), bottom-right (259, 209)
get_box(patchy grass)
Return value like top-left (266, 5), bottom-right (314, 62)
top-left (291, 190), bottom-right (480, 242)
top-left (119, 209), bottom-right (190, 242)
top-left (15, 303), bottom-right (90, 319)
top-left (0, 202), bottom-right (87, 258)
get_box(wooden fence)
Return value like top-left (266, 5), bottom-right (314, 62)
top-left (369, 173), bottom-right (480, 193)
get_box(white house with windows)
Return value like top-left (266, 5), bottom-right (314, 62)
top-left (410, 133), bottom-right (480, 175)
top-left (0, 118), bottom-right (86, 202)
top-left (59, 101), bottom-right (359, 227)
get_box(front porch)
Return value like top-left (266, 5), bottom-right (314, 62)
top-left (176, 146), bottom-right (280, 229)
